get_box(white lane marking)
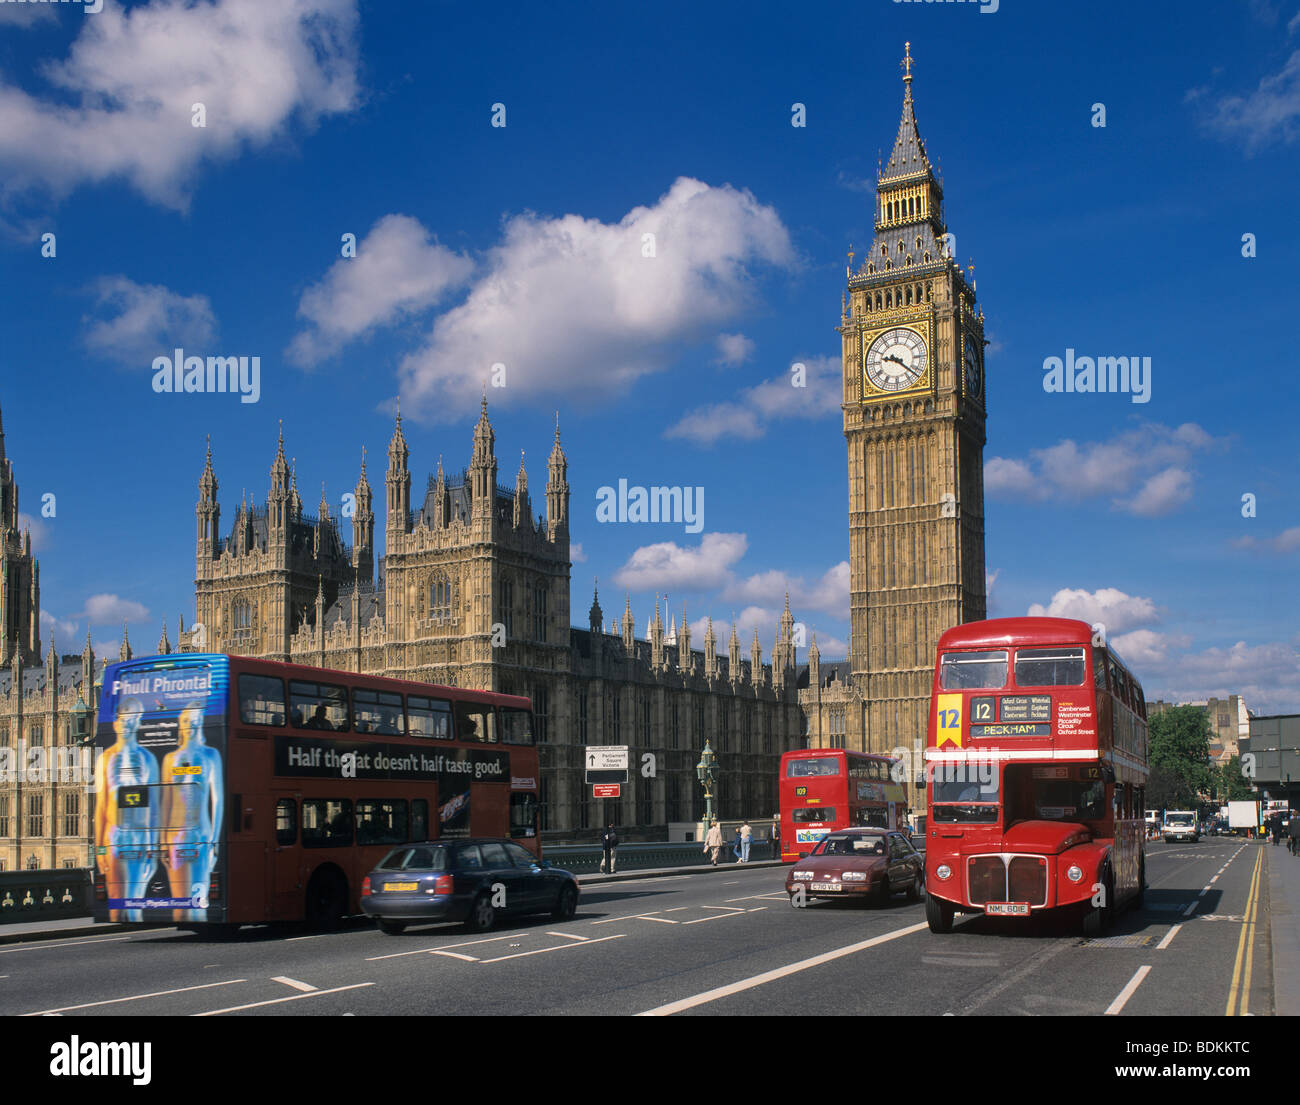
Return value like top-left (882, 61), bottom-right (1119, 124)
top-left (22, 979), bottom-right (246, 1016)
top-left (286, 932), bottom-right (337, 942)
top-left (0, 935), bottom-right (134, 956)
top-left (1209, 875), bottom-right (1219, 885)
top-left (478, 933), bottom-right (627, 963)
top-left (592, 907), bottom-right (687, 925)
top-left (699, 905), bottom-right (745, 913)
top-left (429, 951), bottom-right (478, 962)
top-left (681, 912), bottom-right (751, 926)
top-left (725, 893), bottom-right (788, 903)
top-left (546, 931), bottom-right (590, 941)
top-left (1104, 965), bottom-right (1152, 1015)
top-left (637, 922), bottom-right (929, 1016)
top-left (746, 907), bottom-right (768, 913)
top-left (271, 976), bottom-right (317, 992)
top-left (1182, 900), bottom-right (1199, 917)
top-left (196, 982), bottom-right (374, 1016)
top-left (366, 934), bottom-right (518, 961)
top-left (1156, 925), bottom-right (1182, 950)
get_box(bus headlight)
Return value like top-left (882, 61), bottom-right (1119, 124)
top-left (936, 865), bottom-right (951, 880)
top-left (1066, 865), bottom-right (1084, 882)
top-left (841, 871), bottom-right (867, 881)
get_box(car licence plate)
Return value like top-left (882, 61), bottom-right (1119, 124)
top-left (984, 901), bottom-right (1030, 916)
top-left (383, 882), bottom-right (418, 892)
top-left (811, 882), bottom-right (842, 891)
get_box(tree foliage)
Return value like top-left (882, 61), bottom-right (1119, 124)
top-left (1148, 706), bottom-right (1213, 805)
top-left (1215, 756), bottom-right (1255, 802)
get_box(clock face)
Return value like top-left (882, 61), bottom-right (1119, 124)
top-left (865, 327), bottom-right (929, 393)
top-left (964, 334), bottom-right (982, 397)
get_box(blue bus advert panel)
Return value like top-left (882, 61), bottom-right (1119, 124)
top-left (93, 655), bottom-right (229, 924)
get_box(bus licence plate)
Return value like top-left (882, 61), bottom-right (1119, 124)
top-left (985, 901), bottom-right (1029, 916)
top-left (384, 882), bottom-right (418, 892)
top-left (811, 882), bottom-right (842, 892)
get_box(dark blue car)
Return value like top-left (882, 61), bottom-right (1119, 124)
top-left (361, 838), bottom-right (579, 935)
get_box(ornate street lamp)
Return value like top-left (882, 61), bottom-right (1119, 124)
top-left (71, 695), bottom-right (93, 746)
top-left (696, 739), bottom-right (717, 826)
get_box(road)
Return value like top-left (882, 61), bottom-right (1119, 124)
top-left (0, 837), bottom-right (1271, 1017)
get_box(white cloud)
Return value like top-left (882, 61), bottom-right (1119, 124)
top-left (82, 276), bottom-right (217, 367)
top-left (1120, 466), bottom-right (1194, 517)
top-left (1142, 637), bottom-right (1300, 716)
top-left (1027, 587), bottom-right (1158, 635)
top-left (720, 560), bottom-right (849, 619)
top-left (0, 0), bottom-right (360, 208)
top-left (397, 177), bottom-right (794, 421)
top-left (40, 610), bottom-right (82, 653)
top-left (665, 354), bottom-right (840, 446)
top-left (1234, 526), bottom-right (1300, 553)
top-left (613, 532), bottom-right (748, 591)
top-left (288, 214), bottom-right (474, 367)
top-left (986, 568), bottom-right (1000, 614)
top-left (570, 542), bottom-right (587, 563)
top-left (713, 332), bottom-right (755, 367)
top-left (1201, 49), bottom-right (1300, 151)
top-left (987, 422), bottom-right (1222, 514)
top-left (79, 593), bottom-right (149, 624)
top-left (1108, 628), bottom-right (1193, 668)
top-left (16, 512), bottom-right (50, 552)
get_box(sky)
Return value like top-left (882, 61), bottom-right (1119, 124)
top-left (0, 0), bottom-right (1297, 714)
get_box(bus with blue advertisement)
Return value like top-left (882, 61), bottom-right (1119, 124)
top-left (778, 748), bottom-right (908, 861)
top-left (92, 653), bottom-right (539, 932)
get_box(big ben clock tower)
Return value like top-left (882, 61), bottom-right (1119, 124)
top-left (843, 43), bottom-right (987, 758)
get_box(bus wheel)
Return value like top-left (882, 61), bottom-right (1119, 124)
top-left (465, 892), bottom-right (496, 933)
top-left (305, 869), bottom-right (347, 931)
top-left (907, 868), bottom-right (924, 902)
top-left (1082, 869), bottom-right (1114, 937)
top-left (925, 892), bottom-right (953, 934)
top-left (378, 920), bottom-right (407, 936)
top-left (551, 884), bottom-right (578, 922)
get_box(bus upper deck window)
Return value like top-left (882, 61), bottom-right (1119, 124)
top-left (1014, 647), bottom-right (1086, 687)
top-left (938, 651), bottom-right (1008, 690)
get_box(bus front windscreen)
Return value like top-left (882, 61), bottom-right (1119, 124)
top-left (95, 656), bottom-right (230, 924)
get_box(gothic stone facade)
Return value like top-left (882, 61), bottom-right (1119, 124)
top-left (0, 407), bottom-right (113, 871)
top-left (187, 401), bottom-right (803, 839)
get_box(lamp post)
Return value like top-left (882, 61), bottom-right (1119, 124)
top-left (696, 739), bottom-right (717, 827)
top-left (71, 696), bottom-right (92, 746)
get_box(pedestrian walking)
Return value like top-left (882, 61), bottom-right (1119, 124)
top-left (733, 826), bottom-right (743, 862)
top-left (600, 823), bottom-right (619, 873)
top-left (771, 818), bottom-right (781, 860)
top-left (1271, 817), bottom-right (1282, 846)
top-left (1289, 816), bottom-right (1300, 856)
top-left (739, 821), bottom-right (752, 863)
top-left (704, 820), bottom-right (724, 865)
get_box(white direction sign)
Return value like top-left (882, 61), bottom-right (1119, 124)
top-left (585, 745), bottom-right (629, 771)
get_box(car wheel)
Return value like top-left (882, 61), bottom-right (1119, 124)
top-left (925, 892), bottom-right (953, 934)
top-left (378, 919), bottom-right (407, 936)
top-left (304, 869), bottom-right (348, 931)
top-left (464, 892), bottom-right (496, 933)
top-left (875, 874), bottom-right (892, 907)
top-left (551, 884), bottom-right (578, 922)
top-left (906, 867), bottom-right (924, 902)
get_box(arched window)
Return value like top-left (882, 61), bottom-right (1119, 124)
top-left (430, 576), bottom-right (452, 621)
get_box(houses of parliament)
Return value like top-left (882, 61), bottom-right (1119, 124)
top-left (0, 51), bottom-right (987, 869)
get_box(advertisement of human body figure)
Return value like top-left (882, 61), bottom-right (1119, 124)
top-left (93, 656), bottom-right (228, 923)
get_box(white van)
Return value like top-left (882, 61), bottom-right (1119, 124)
top-left (1162, 810), bottom-right (1199, 843)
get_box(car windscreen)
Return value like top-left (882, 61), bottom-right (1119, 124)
top-left (377, 846), bottom-right (448, 871)
top-left (813, 834), bottom-right (886, 857)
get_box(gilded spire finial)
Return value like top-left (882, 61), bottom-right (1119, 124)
top-left (902, 41), bottom-right (914, 84)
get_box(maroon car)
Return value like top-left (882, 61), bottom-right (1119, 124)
top-left (785, 828), bottom-right (924, 906)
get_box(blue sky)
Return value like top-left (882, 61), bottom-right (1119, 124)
top-left (0, 0), bottom-right (1297, 713)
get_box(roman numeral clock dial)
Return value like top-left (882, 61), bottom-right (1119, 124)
top-left (864, 327), bottom-right (928, 393)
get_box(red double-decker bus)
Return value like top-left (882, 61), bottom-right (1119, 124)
top-left (923, 618), bottom-right (1148, 934)
top-left (778, 749), bottom-right (908, 861)
top-left (92, 653), bottom-right (539, 933)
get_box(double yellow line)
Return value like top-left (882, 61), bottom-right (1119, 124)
top-left (1225, 847), bottom-right (1263, 1016)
